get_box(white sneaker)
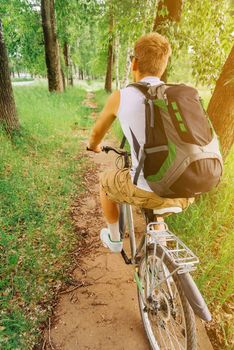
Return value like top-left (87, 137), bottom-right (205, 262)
top-left (100, 228), bottom-right (123, 253)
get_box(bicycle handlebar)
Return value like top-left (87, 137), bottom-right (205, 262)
top-left (102, 146), bottom-right (130, 156)
top-left (87, 145), bottom-right (131, 168)
top-left (87, 145), bottom-right (130, 156)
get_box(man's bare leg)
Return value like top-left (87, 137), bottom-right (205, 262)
top-left (99, 188), bottom-right (122, 251)
top-left (100, 187), bottom-right (119, 224)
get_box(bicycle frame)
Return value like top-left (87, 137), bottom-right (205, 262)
top-left (119, 203), bottom-right (145, 265)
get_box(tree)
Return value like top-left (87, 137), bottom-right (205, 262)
top-left (115, 33), bottom-right (120, 89)
top-left (153, 0), bottom-right (183, 81)
top-left (41, 0), bottom-right (63, 92)
top-left (0, 19), bottom-right (19, 133)
top-left (208, 45), bottom-right (234, 159)
top-left (63, 41), bottom-right (73, 86)
top-left (121, 44), bottom-right (131, 87)
top-left (104, 9), bottom-right (114, 93)
top-left (153, 0), bottom-right (183, 31)
top-left (180, 0), bottom-right (232, 87)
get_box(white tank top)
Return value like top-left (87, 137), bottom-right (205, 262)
top-left (117, 76), bottom-right (163, 192)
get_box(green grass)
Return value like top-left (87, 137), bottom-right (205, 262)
top-left (11, 77), bottom-right (34, 82)
top-left (0, 84), bottom-right (93, 349)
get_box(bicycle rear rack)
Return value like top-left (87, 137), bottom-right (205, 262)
top-left (147, 222), bottom-right (199, 274)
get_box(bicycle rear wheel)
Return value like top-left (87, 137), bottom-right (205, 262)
top-left (137, 245), bottom-right (197, 350)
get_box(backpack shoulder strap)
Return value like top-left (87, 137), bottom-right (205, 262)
top-left (127, 82), bottom-right (165, 99)
top-left (126, 82), bottom-right (158, 186)
top-left (127, 82), bottom-right (150, 96)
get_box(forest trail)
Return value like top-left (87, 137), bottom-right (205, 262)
top-left (46, 92), bottom-right (214, 350)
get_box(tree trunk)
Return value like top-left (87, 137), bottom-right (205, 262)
top-left (153, 0), bottom-right (183, 31)
top-left (153, 0), bottom-right (183, 82)
top-left (41, 0), bottom-right (63, 92)
top-left (122, 45), bottom-right (131, 87)
top-left (104, 8), bottom-right (114, 93)
top-left (208, 45), bottom-right (234, 159)
top-left (63, 41), bottom-right (73, 86)
top-left (105, 41), bottom-right (113, 92)
top-left (0, 20), bottom-right (19, 133)
top-left (61, 68), bottom-right (66, 90)
top-left (115, 34), bottom-right (120, 90)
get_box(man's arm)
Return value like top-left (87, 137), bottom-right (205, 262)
top-left (87, 90), bottom-right (120, 152)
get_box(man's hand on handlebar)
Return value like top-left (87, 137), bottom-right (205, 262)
top-left (86, 144), bottom-right (102, 153)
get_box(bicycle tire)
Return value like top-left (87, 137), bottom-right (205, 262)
top-left (137, 244), bottom-right (197, 350)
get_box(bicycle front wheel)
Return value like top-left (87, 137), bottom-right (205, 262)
top-left (137, 245), bottom-right (197, 350)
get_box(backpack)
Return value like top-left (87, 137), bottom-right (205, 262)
top-left (128, 82), bottom-right (223, 198)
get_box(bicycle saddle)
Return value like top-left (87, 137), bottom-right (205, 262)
top-left (153, 207), bottom-right (182, 215)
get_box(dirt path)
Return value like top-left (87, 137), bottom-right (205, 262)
top-left (46, 93), bottom-right (214, 350)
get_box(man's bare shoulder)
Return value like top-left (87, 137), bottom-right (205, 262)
top-left (104, 90), bottom-right (120, 116)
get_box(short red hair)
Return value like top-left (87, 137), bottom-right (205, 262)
top-left (134, 32), bottom-right (171, 77)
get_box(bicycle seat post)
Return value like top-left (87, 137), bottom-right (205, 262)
top-left (153, 215), bottom-right (165, 231)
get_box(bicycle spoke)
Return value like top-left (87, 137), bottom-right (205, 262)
top-left (164, 327), bottom-right (182, 350)
top-left (170, 321), bottom-right (186, 350)
top-left (156, 320), bottom-right (168, 349)
top-left (172, 317), bottom-right (185, 331)
top-left (151, 244), bottom-right (158, 292)
top-left (138, 248), bottom-right (196, 350)
top-left (162, 278), bottom-right (186, 348)
top-left (164, 326), bottom-right (178, 350)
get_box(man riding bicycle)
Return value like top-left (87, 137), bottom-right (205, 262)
top-left (87, 33), bottom-right (193, 253)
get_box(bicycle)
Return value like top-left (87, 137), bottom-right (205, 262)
top-left (101, 141), bottom-right (212, 350)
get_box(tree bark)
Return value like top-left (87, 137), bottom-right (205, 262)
top-left (122, 45), bottom-right (131, 87)
top-left (208, 45), bottom-right (234, 159)
top-left (61, 68), bottom-right (66, 90)
top-left (115, 35), bottom-right (120, 90)
top-left (63, 42), bottom-right (73, 86)
top-left (104, 8), bottom-right (114, 93)
top-left (105, 40), bottom-right (113, 92)
top-left (0, 19), bottom-right (20, 133)
top-left (41, 0), bottom-right (63, 92)
top-left (153, 0), bottom-right (183, 31)
top-left (79, 69), bottom-right (84, 80)
top-left (153, 0), bottom-right (183, 82)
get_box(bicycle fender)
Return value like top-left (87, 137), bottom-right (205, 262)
top-left (178, 272), bottom-right (212, 321)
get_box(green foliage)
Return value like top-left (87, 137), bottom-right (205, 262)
top-left (1, 0), bottom-right (233, 87)
top-left (56, 0), bottom-right (104, 76)
top-left (0, 84), bottom-right (92, 349)
top-left (1, 0), bottom-right (46, 76)
top-left (177, 0), bottom-right (233, 86)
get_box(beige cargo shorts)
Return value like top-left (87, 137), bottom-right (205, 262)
top-left (100, 168), bottom-right (193, 211)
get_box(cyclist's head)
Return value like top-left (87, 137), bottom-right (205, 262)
top-left (132, 32), bottom-right (171, 79)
